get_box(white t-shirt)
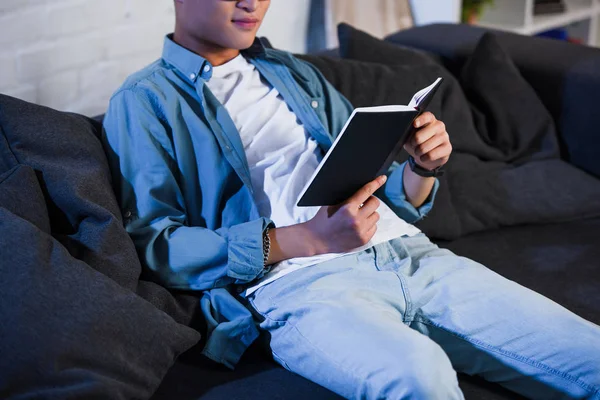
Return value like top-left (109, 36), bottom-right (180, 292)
top-left (205, 55), bottom-right (421, 296)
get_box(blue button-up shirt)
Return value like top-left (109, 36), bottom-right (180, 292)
top-left (102, 35), bottom-right (438, 369)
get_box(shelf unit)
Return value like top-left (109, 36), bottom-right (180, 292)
top-left (475, 0), bottom-right (600, 46)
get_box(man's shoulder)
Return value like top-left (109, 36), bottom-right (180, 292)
top-left (263, 47), bottom-right (315, 74)
top-left (110, 59), bottom-right (171, 101)
top-left (261, 47), bottom-right (325, 96)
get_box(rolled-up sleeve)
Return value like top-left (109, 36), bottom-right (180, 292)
top-left (378, 161), bottom-right (439, 224)
top-left (102, 88), bottom-right (272, 291)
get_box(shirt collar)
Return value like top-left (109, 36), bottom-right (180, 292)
top-left (162, 34), bottom-right (267, 84)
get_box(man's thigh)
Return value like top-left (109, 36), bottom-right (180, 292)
top-left (246, 250), bottom-right (463, 400)
top-left (394, 234), bottom-right (600, 399)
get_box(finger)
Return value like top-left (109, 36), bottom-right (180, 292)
top-left (358, 195), bottom-right (380, 216)
top-left (347, 175), bottom-right (387, 206)
top-left (365, 210), bottom-right (380, 227)
top-left (418, 142), bottom-right (452, 164)
top-left (414, 112), bottom-right (436, 129)
top-left (363, 224), bottom-right (378, 243)
top-left (414, 132), bottom-right (448, 158)
top-left (411, 120), bottom-right (446, 148)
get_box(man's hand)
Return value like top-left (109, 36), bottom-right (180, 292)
top-left (266, 176), bottom-right (387, 264)
top-left (301, 175), bottom-right (387, 255)
top-left (401, 112), bottom-right (452, 208)
top-left (404, 112), bottom-right (452, 171)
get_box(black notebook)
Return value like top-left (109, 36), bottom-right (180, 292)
top-left (297, 77), bottom-right (443, 207)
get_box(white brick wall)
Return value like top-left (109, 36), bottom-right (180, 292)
top-left (0, 0), bottom-right (313, 117)
top-left (0, 0), bottom-right (175, 117)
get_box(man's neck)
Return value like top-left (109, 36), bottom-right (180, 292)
top-left (173, 31), bottom-right (240, 66)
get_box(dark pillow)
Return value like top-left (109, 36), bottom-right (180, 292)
top-left (460, 33), bottom-right (560, 162)
top-left (0, 94), bottom-right (200, 326)
top-left (327, 24), bottom-right (507, 161)
top-left (0, 207), bottom-right (200, 399)
top-left (298, 33), bottom-right (600, 239)
top-left (337, 22), bottom-right (438, 66)
top-left (421, 34), bottom-right (600, 238)
top-left (0, 164), bottom-right (50, 233)
top-left (0, 94), bottom-right (141, 289)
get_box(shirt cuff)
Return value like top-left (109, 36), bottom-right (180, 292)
top-left (226, 217), bottom-right (274, 283)
top-left (383, 161), bottom-right (440, 223)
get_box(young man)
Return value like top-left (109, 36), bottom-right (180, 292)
top-left (102, 0), bottom-right (600, 398)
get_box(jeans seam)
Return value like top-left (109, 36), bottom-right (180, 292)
top-left (413, 315), bottom-right (600, 396)
top-left (395, 271), bottom-right (413, 325)
top-left (271, 347), bottom-right (292, 370)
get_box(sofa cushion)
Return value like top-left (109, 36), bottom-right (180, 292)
top-left (0, 164), bottom-right (50, 233)
top-left (421, 33), bottom-right (600, 238)
top-left (438, 217), bottom-right (600, 327)
top-left (0, 94), bottom-right (142, 289)
top-left (460, 32), bottom-right (559, 162)
top-left (0, 207), bottom-right (200, 399)
top-left (338, 22), bottom-right (439, 66)
top-left (0, 94), bottom-right (201, 326)
top-left (386, 23), bottom-right (600, 178)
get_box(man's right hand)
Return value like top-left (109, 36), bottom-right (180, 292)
top-left (302, 175), bottom-right (387, 255)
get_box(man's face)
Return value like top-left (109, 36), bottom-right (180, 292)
top-left (175, 0), bottom-right (271, 50)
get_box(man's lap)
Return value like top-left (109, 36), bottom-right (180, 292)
top-left (246, 244), bottom-right (463, 398)
top-left (246, 234), bottom-right (600, 399)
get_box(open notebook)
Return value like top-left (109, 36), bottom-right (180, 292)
top-left (297, 77), bottom-right (443, 207)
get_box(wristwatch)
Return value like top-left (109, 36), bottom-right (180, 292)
top-left (408, 156), bottom-right (445, 178)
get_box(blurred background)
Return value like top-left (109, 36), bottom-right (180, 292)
top-left (1, 0), bottom-right (597, 117)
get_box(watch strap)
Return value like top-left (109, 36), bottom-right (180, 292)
top-left (408, 156), bottom-right (445, 178)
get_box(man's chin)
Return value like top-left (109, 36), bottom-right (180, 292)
top-left (232, 36), bottom-right (258, 50)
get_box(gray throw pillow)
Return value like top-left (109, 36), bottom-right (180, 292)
top-left (0, 95), bottom-right (205, 397)
top-left (0, 94), bottom-right (200, 325)
top-left (0, 164), bottom-right (50, 233)
top-left (337, 22), bottom-right (438, 66)
top-left (0, 206), bottom-right (200, 399)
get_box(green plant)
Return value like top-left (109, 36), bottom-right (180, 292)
top-left (462, 0), bottom-right (495, 23)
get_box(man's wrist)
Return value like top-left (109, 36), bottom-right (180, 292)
top-left (408, 156), bottom-right (445, 178)
top-left (266, 224), bottom-right (319, 265)
top-left (294, 222), bottom-right (322, 257)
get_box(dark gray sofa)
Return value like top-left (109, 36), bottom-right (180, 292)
top-left (1, 23), bottom-right (598, 400)
top-left (153, 24), bottom-right (600, 400)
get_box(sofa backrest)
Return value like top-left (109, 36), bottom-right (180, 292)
top-left (387, 23), bottom-right (600, 178)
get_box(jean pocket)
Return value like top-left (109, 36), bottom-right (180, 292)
top-left (246, 286), bottom-right (275, 316)
top-left (247, 288), bottom-right (290, 325)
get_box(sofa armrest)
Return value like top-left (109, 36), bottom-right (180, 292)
top-left (387, 23), bottom-right (600, 178)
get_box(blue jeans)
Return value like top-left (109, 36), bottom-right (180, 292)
top-left (246, 234), bottom-right (600, 399)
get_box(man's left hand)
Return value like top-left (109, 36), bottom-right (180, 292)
top-left (403, 112), bottom-right (452, 171)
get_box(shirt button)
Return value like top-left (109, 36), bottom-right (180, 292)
top-left (124, 210), bottom-right (132, 218)
top-left (189, 73), bottom-right (196, 80)
top-left (311, 100), bottom-right (319, 109)
top-left (225, 145), bottom-right (231, 150)
top-left (204, 65), bottom-right (211, 73)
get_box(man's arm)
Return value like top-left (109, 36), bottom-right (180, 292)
top-left (102, 88), bottom-right (273, 290)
